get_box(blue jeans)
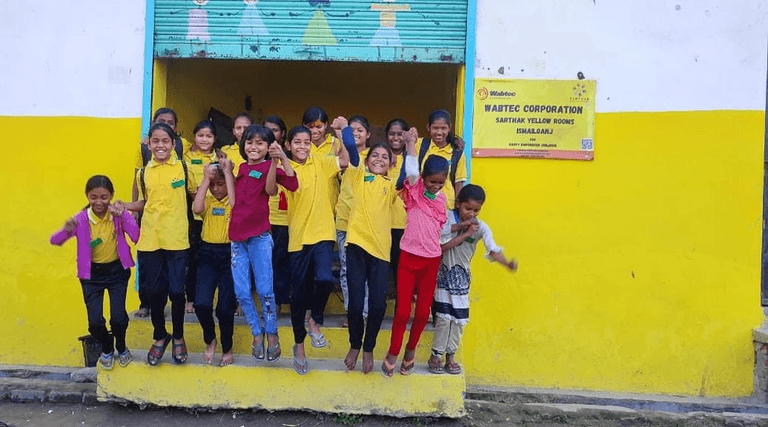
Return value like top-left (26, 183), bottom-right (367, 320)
top-left (231, 233), bottom-right (277, 336)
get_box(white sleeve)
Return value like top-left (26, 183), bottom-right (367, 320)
top-left (404, 154), bottom-right (419, 185)
top-left (478, 220), bottom-right (503, 260)
top-left (439, 212), bottom-right (456, 245)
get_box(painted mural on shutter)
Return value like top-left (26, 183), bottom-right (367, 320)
top-left (154, 0), bottom-right (467, 63)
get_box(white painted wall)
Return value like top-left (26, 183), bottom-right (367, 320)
top-left (475, 0), bottom-right (768, 112)
top-left (0, 1), bottom-right (146, 117)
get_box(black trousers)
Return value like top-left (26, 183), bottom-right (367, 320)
top-left (138, 249), bottom-right (188, 341)
top-left (390, 228), bottom-right (404, 297)
top-left (289, 241), bottom-right (334, 344)
top-left (271, 225), bottom-right (291, 305)
top-left (194, 243), bottom-right (237, 353)
top-left (185, 219), bottom-right (203, 306)
top-left (346, 244), bottom-right (390, 352)
top-left (79, 260), bottom-right (131, 355)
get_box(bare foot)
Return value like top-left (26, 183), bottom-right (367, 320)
top-left (219, 351), bottom-right (234, 367)
top-left (344, 348), bottom-right (360, 371)
top-left (203, 339), bottom-right (217, 364)
top-left (305, 310), bottom-right (311, 322)
top-left (362, 351), bottom-right (374, 374)
top-left (185, 301), bottom-right (194, 313)
top-left (340, 317), bottom-right (349, 328)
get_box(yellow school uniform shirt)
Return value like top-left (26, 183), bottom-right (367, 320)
top-left (310, 134), bottom-right (341, 207)
top-left (345, 165), bottom-right (398, 262)
top-left (200, 194), bottom-right (231, 244)
top-left (135, 157), bottom-right (198, 252)
top-left (286, 154), bottom-right (340, 253)
top-left (335, 148), bottom-right (368, 232)
top-left (133, 137), bottom-right (191, 169)
top-left (269, 185), bottom-right (289, 227)
top-left (87, 208), bottom-right (119, 264)
top-left (220, 143), bottom-right (245, 177)
top-left (387, 160), bottom-right (407, 229)
top-left (418, 138), bottom-right (468, 209)
top-left (184, 150), bottom-right (216, 220)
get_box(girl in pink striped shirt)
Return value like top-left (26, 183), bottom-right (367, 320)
top-left (382, 128), bottom-right (449, 377)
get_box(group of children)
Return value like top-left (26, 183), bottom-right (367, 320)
top-left (51, 106), bottom-right (517, 376)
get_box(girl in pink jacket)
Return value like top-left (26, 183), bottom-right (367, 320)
top-left (50, 176), bottom-right (140, 370)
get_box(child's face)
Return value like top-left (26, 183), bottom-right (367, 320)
top-left (149, 129), bottom-right (175, 163)
top-left (366, 146), bottom-right (392, 176)
top-left (350, 121), bottom-right (371, 150)
top-left (233, 117), bottom-right (251, 143)
top-left (264, 122), bottom-right (284, 145)
top-left (305, 120), bottom-right (327, 145)
top-left (423, 173), bottom-right (447, 195)
top-left (87, 187), bottom-right (112, 217)
top-left (288, 132), bottom-right (312, 163)
top-left (194, 127), bottom-right (215, 153)
top-left (244, 136), bottom-right (269, 163)
top-left (209, 176), bottom-right (228, 200)
top-left (387, 124), bottom-right (405, 153)
top-left (155, 113), bottom-right (177, 131)
top-left (427, 119), bottom-right (450, 148)
top-left (457, 199), bottom-right (483, 222)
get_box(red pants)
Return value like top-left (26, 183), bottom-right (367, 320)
top-left (388, 250), bottom-right (441, 357)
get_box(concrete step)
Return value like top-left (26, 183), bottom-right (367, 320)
top-left (97, 351), bottom-right (466, 417)
top-left (127, 311), bottom-right (454, 363)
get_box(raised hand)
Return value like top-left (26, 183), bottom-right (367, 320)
top-left (506, 259), bottom-right (518, 271)
top-left (218, 157), bottom-right (233, 174)
top-left (268, 141), bottom-right (285, 163)
top-left (330, 116), bottom-right (348, 133)
top-left (203, 163), bottom-right (218, 179)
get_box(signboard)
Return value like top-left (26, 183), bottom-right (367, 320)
top-left (472, 79), bottom-right (596, 160)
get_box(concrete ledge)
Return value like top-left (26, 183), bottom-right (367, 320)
top-left (97, 352), bottom-right (465, 417)
top-left (126, 313), bottom-right (451, 363)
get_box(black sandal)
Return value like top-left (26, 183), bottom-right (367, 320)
top-left (147, 335), bottom-right (171, 366)
top-left (172, 338), bottom-right (188, 364)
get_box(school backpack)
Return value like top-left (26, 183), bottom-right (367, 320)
top-left (140, 137), bottom-right (184, 167)
top-left (396, 137), bottom-right (464, 189)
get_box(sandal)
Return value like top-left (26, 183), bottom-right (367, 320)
top-left (308, 330), bottom-right (327, 348)
top-left (266, 334), bottom-right (281, 362)
top-left (252, 334), bottom-right (265, 360)
top-left (293, 344), bottom-right (309, 375)
top-left (444, 359), bottom-right (462, 375)
top-left (428, 356), bottom-right (444, 374)
top-left (381, 356), bottom-right (396, 378)
top-left (400, 357), bottom-right (416, 376)
top-left (171, 338), bottom-right (188, 364)
top-left (147, 335), bottom-right (171, 366)
top-left (117, 350), bottom-right (133, 368)
top-left (98, 353), bottom-right (114, 371)
top-left (134, 307), bottom-right (149, 318)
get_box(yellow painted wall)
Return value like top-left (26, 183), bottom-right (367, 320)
top-left (0, 116), bottom-right (141, 366)
top-left (162, 59), bottom-right (459, 141)
top-left (463, 110), bottom-right (765, 396)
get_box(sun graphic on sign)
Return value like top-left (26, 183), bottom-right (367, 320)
top-left (476, 87), bottom-right (489, 100)
top-left (573, 83), bottom-right (587, 97)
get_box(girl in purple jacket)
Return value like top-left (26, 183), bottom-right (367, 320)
top-left (50, 176), bottom-right (140, 370)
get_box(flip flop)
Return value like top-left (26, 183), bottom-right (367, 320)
top-left (444, 360), bottom-right (462, 375)
top-left (117, 350), bottom-right (133, 368)
top-left (147, 335), bottom-right (171, 366)
top-left (308, 331), bottom-right (327, 348)
top-left (171, 338), bottom-right (188, 364)
top-left (381, 356), bottom-right (396, 378)
top-left (266, 334), bottom-right (281, 362)
top-left (400, 357), bottom-right (416, 376)
top-left (428, 356), bottom-right (444, 374)
top-left (293, 345), bottom-right (309, 375)
top-left (252, 334), bottom-right (265, 360)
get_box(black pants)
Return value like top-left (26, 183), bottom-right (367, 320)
top-left (272, 225), bottom-right (291, 305)
top-left (79, 260), bottom-right (130, 355)
top-left (346, 244), bottom-right (390, 352)
top-left (289, 241), bottom-right (334, 344)
top-left (194, 243), bottom-right (237, 353)
top-left (390, 228), bottom-right (404, 297)
top-left (138, 249), bottom-right (188, 341)
top-left (185, 219), bottom-right (203, 306)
